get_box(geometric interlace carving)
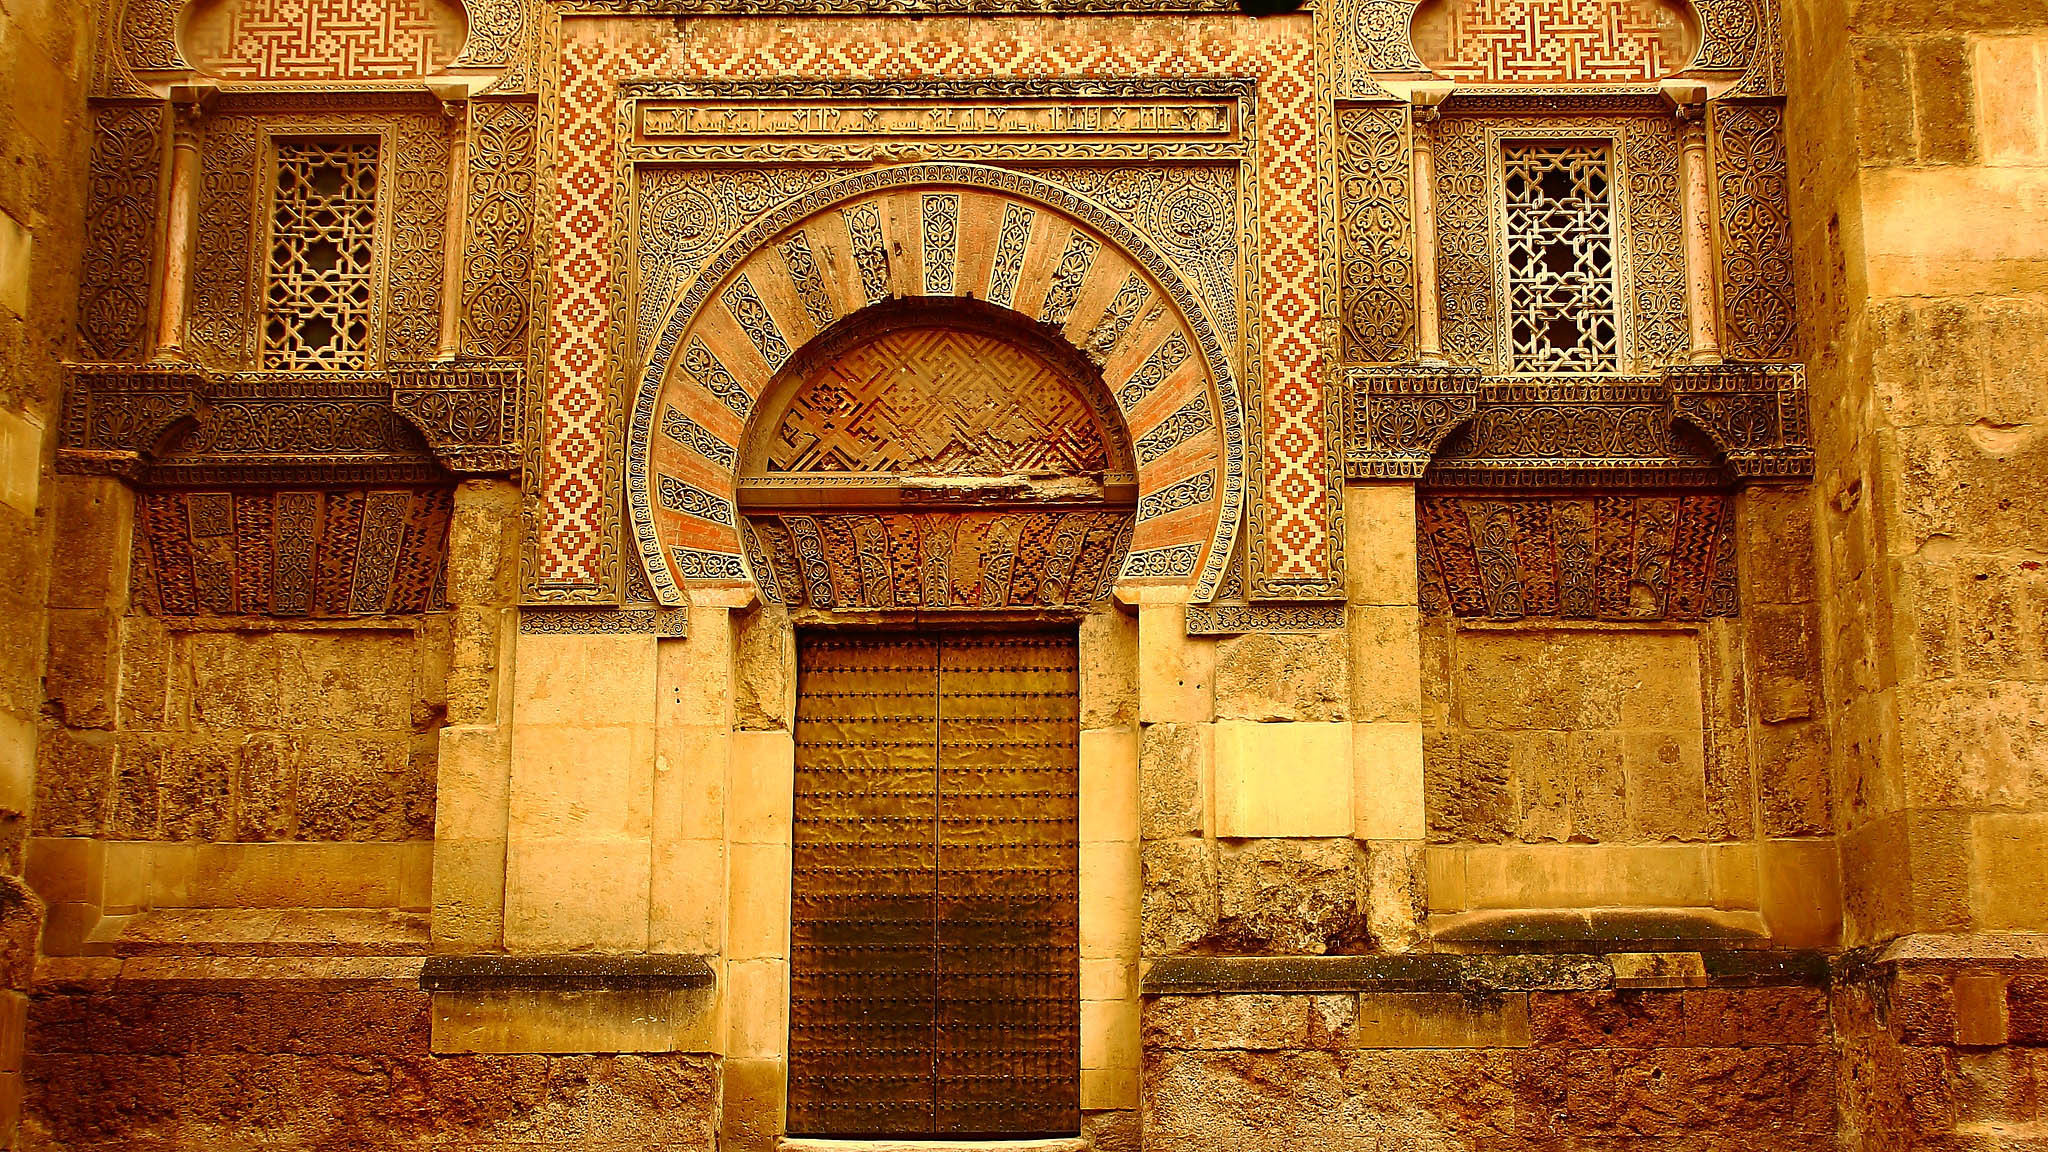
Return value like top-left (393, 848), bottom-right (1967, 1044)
top-left (767, 326), bottom-right (1114, 477)
top-left (264, 138), bottom-right (379, 370)
top-left (1503, 143), bottom-right (1619, 373)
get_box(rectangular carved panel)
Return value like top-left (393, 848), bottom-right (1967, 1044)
top-left (789, 631), bottom-right (1079, 1139)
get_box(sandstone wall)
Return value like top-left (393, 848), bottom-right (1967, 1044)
top-left (24, 959), bottom-right (718, 1152)
top-left (1140, 955), bottom-right (1836, 1152)
top-left (1783, 0), bottom-right (2048, 1143)
top-left (1, 0), bottom-right (105, 1143)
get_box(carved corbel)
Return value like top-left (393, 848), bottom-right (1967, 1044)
top-left (1342, 364), bottom-right (1481, 479)
top-left (1666, 362), bottom-right (1813, 480)
top-left (389, 359), bottom-right (523, 474)
top-left (59, 362), bottom-right (212, 479)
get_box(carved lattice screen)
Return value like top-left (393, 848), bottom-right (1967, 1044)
top-left (1503, 142), bottom-right (1619, 372)
top-left (264, 137), bottom-right (380, 370)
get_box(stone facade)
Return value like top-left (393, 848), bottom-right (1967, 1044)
top-left (5, 0), bottom-right (2045, 1149)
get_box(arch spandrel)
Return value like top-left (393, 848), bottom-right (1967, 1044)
top-left (626, 163), bottom-right (1247, 608)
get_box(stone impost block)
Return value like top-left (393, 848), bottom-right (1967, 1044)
top-left (1354, 721), bottom-right (1423, 840)
top-left (1080, 726), bottom-right (1140, 846)
top-left (1213, 721), bottom-right (1352, 838)
top-left (1138, 602), bottom-right (1213, 725)
top-left (1343, 483), bottom-right (1420, 607)
top-left (729, 729), bottom-right (794, 847)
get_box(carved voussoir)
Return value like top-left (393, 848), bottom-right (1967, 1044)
top-left (1666, 362), bottom-right (1813, 481)
top-left (60, 362), bottom-right (211, 477)
top-left (1342, 365), bottom-right (1482, 480)
top-left (388, 359), bottom-right (524, 474)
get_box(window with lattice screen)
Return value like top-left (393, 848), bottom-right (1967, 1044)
top-left (263, 137), bottom-right (379, 370)
top-left (1503, 142), bottom-right (1619, 372)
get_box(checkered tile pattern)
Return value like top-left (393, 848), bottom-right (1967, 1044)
top-left (538, 15), bottom-right (1334, 590)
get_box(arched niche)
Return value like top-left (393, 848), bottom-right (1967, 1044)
top-left (1409, 0), bottom-right (1703, 82)
top-left (179, 0), bottom-right (468, 81)
top-left (627, 163), bottom-right (1247, 608)
top-left (737, 298), bottom-right (1138, 611)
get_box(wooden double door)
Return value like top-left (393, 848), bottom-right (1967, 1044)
top-left (787, 630), bottom-right (1081, 1139)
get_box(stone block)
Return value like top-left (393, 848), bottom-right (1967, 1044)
top-left (503, 837), bottom-right (652, 951)
top-left (1607, 952), bottom-right (1707, 989)
top-left (732, 605), bottom-right (794, 731)
top-left (1345, 992), bottom-right (1531, 1049)
top-left (1080, 838), bottom-right (1140, 961)
top-left (1082, 957), bottom-right (1137, 1002)
top-left (434, 724), bottom-right (511, 842)
top-left (513, 631), bottom-right (659, 729)
top-left (1081, 726), bottom-right (1140, 846)
top-left (1139, 722), bottom-right (1206, 840)
top-left (1343, 483), bottom-right (1419, 607)
top-left (1080, 607), bottom-right (1139, 730)
top-left (1972, 812), bottom-right (2048, 929)
top-left (664, 605), bottom-right (733, 727)
top-left (656, 722), bottom-right (727, 845)
top-left (727, 729), bottom-right (793, 847)
top-left (1621, 729), bottom-right (1709, 840)
top-left (1214, 632), bottom-right (1348, 722)
top-left (726, 958), bottom-right (789, 1059)
top-left (1082, 995), bottom-right (1139, 1078)
top-left (187, 842), bottom-right (407, 908)
top-left (433, 986), bottom-right (719, 1055)
top-left (1758, 838), bottom-right (1840, 948)
top-left (650, 835), bottom-right (723, 956)
top-left (1143, 994), bottom-right (1308, 1051)
top-left (1911, 35), bottom-right (1978, 163)
top-left (1138, 602), bottom-right (1213, 725)
top-left (44, 609), bottom-right (116, 730)
top-left (155, 738), bottom-right (233, 842)
top-left (719, 1056), bottom-right (785, 1152)
top-left (1424, 728), bottom-right (1513, 843)
top-left (1952, 973), bottom-right (2010, 1047)
top-left (1459, 843), bottom-right (1717, 910)
top-left (1348, 605), bottom-right (1421, 724)
top-left (116, 616), bottom-right (172, 732)
top-left (0, 405), bottom-right (39, 519)
top-left (429, 837), bottom-right (506, 951)
top-left (1451, 628), bottom-right (1702, 732)
top-left (445, 480), bottom-right (520, 607)
top-left (1738, 486), bottom-right (1817, 606)
top-left (1354, 721), bottom-right (1423, 840)
top-left (32, 728), bottom-right (110, 838)
top-left (294, 735), bottom-right (424, 842)
top-left (444, 607), bottom-right (505, 727)
top-left (727, 840), bottom-right (791, 961)
top-left (1213, 721), bottom-right (1351, 839)
top-left (1359, 839), bottom-right (1426, 952)
top-left (24, 837), bottom-right (101, 908)
top-left (507, 723), bottom-right (655, 839)
top-left (1214, 838), bottom-right (1361, 955)
top-left (1141, 837), bottom-right (1217, 955)
top-left (1756, 720), bottom-right (1832, 837)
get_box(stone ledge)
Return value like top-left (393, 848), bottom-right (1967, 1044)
top-left (1429, 907), bottom-right (1770, 949)
top-left (1141, 950), bottom-right (1830, 995)
top-left (418, 953), bottom-right (715, 992)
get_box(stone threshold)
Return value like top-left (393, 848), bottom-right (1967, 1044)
top-left (419, 953), bottom-right (715, 992)
top-left (774, 1131), bottom-right (1089, 1139)
top-left (1142, 949), bottom-right (1830, 995)
top-left (780, 1140), bottom-right (1087, 1152)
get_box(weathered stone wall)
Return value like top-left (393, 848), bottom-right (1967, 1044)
top-left (24, 960), bottom-right (718, 1151)
top-left (1783, 0), bottom-right (2048, 1143)
top-left (1, 0), bottom-right (104, 1143)
top-left (1140, 956), bottom-right (1836, 1151)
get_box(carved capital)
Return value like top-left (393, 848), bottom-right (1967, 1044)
top-left (60, 362), bottom-right (210, 478)
top-left (1666, 362), bottom-right (1812, 480)
top-left (1342, 365), bottom-right (1481, 480)
top-left (389, 359), bottom-right (524, 474)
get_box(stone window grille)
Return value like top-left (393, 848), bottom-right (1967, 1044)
top-left (263, 137), bottom-right (380, 370)
top-left (1502, 141), bottom-right (1619, 372)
